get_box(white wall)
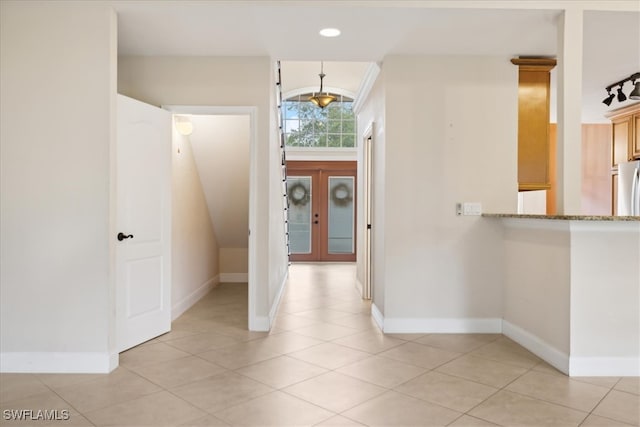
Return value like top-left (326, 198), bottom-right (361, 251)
top-left (118, 56), bottom-right (288, 329)
top-left (498, 218), bottom-right (640, 376)
top-left (378, 56), bottom-right (517, 331)
top-left (569, 222), bottom-right (640, 376)
top-left (502, 219), bottom-right (571, 372)
top-left (220, 248), bottom-right (248, 274)
top-left (0, 2), bottom-right (117, 372)
top-left (188, 115), bottom-right (250, 250)
top-left (171, 129), bottom-right (220, 320)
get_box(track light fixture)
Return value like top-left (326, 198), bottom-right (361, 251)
top-left (602, 72), bottom-right (640, 105)
top-left (630, 80), bottom-right (640, 100)
top-left (602, 90), bottom-right (615, 106)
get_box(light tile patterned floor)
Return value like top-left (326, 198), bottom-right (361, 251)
top-left (1, 263), bottom-right (638, 426)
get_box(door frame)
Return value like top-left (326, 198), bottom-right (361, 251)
top-left (362, 123), bottom-right (374, 300)
top-left (286, 160), bottom-right (357, 262)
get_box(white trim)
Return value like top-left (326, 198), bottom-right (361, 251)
top-left (361, 123), bottom-right (374, 301)
top-left (1, 352), bottom-right (118, 374)
top-left (570, 357), bottom-right (640, 377)
top-left (371, 303), bottom-right (384, 331)
top-left (171, 275), bottom-right (219, 320)
top-left (268, 268), bottom-right (289, 328)
top-left (219, 273), bottom-right (248, 283)
top-left (352, 62), bottom-right (381, 115)
top-left (252, 316), bottom-right (271, 331)
top-left (502, 320), bottom-right (569, 375)
top-left (382, 317), bottom-right (502, 334)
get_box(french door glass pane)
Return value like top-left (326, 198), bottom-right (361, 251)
top-left (287, 177), bottom-right (312, 254)
top-left (328, 176), bottom-right (354, 254)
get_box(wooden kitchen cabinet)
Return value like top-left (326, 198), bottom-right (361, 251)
top-left (611, 115), bottom-right (631, 167)
top-left (607, 103), bottom-right (640, 167)
top-left (633, 113), bottom-right (640, 159)
top-left (511, 57), bottom-right (556, 191)
top-left (606, 103), bottom-right (640, 215)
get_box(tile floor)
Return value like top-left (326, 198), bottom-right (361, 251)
top-left (1, 263), bottom-right (638, 426)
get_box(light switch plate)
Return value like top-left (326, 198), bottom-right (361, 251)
top-left (462, 202), bottom-right (482, 216)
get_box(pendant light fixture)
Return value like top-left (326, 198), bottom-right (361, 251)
top-left (309, 62), bottom-right (337, 109)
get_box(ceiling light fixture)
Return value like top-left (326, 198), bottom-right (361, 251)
top-left (602, 90), bottom-right (615, 106)
top-left (630, 80), bottom-right (640, 100)
top-left (319, 28), bottom-right (340, 37)
top-left (174, 115), bottom-right (193, 136)
top-left (602, 72), bottom-right (640, 106)
top-left (309, 62), bottom-right (337, 109)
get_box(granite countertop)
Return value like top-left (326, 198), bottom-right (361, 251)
top-left (482, 213), bottom-right (640, 221)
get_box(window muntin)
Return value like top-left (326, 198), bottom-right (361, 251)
top-left (283, 93), bottom-right (356, 148)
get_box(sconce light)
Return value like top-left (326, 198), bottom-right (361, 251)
top-left (174, 115), bottom-right (193, 136)
top-left (309, 62), bottom-right (337, 109)
top-left (602, 72), bottom-right (640, 106)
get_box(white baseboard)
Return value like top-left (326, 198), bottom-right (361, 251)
top-left (371, 303), bottom-right (384, 331)
top-left (268, 268), bottom-right (289, 328)
top-left (570, 357), bottom-right (640, 377)
top-left (502, 320), bottom-right (569, 375)
top-left (251, 316), bottom-right (271, 331)
top-left (219, 273), bottom-right (248, 283)
top-left (172, 275), bottom-right (219, 320)
top-left (383, 317), bottom-right (502, 334)
top-left (0, 351), bottom-right (118, 373)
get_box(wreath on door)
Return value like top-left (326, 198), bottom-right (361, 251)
top-left (288, 182), bottom-right (310, 206)
top-left (331, 182), bottom-right (353, 207)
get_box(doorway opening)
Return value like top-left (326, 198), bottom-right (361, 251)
top-left (164, 106), bottom-right (258, 331)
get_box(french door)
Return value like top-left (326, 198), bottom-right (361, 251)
top-left (287, 161), bottom-right (356, 262)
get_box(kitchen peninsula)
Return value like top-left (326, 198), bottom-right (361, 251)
top-left (484, 213), bottom-right (639, 377)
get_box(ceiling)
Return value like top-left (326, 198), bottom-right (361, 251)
top-left (113, 1), bottom-right (640, 123)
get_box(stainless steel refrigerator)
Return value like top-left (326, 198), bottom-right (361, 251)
top-left (617, 160), bottom-right (640, 216)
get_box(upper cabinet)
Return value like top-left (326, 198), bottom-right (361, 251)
top-left (633, 113), bottom-right (640, 159)
top-left (606, 103), bottom-right (640, 215)
top-left (511, 58), bottom-right (556, 191)
top-left (607, 103), bottom-right (640, 169)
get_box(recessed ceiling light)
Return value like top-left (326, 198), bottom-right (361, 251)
top-left (319, 28), bottom-right (341, 38)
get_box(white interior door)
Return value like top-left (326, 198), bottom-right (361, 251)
top-left (116, 94), bottom-right (172, 352)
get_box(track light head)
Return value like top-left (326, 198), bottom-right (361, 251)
top-left (630, 81), bottom-right (640, 100)
top-left (602, 91), bottom-right (615, 106)
top-left (603, 72), bottom-right (639, 106)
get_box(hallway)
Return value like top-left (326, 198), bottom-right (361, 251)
top-left (1, 263), bottom-right (638, 426)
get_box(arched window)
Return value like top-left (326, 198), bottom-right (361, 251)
top-left (283, 92), bottom-right (356, 148)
